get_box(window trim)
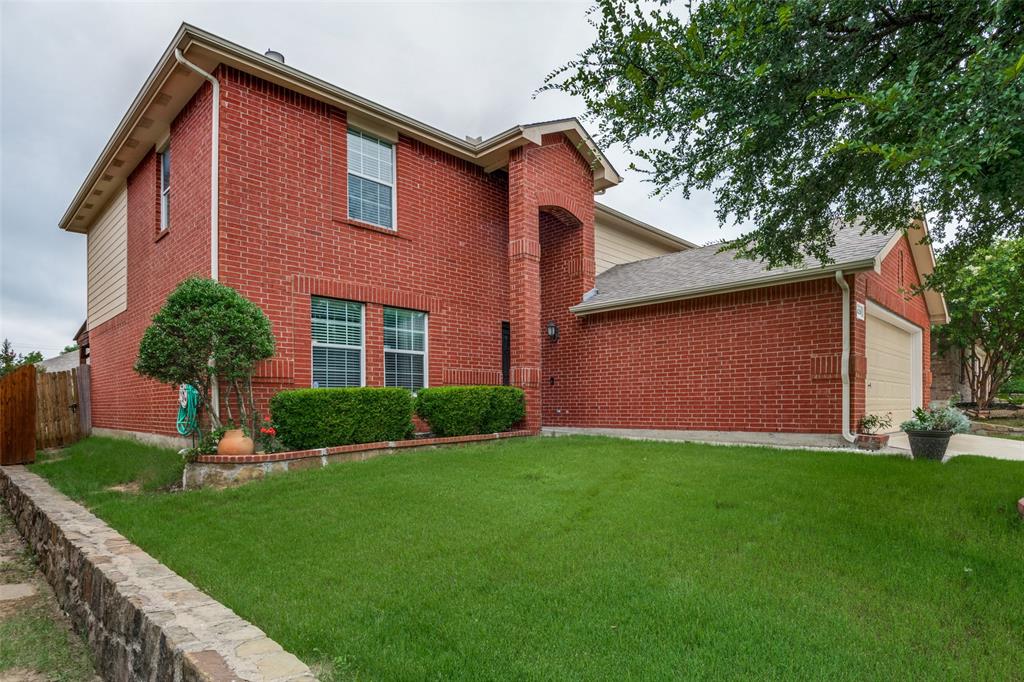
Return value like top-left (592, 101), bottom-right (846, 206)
top-left (383, 307), bottom-right (428, 392)
top-left (346, 128), bottom-right (397, 230)
top-left (310, 297), bottom-right (366, 388)
top-left (158, 146), bottom-right (170, 232)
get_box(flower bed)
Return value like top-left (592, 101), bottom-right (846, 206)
top-left (185, 429), bottom-right (536, 489)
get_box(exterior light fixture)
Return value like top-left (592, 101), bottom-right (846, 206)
top-left (547, 320), bottom-right (559, 342)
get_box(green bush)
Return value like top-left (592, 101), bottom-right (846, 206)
top-left (415, 386), bottom-right (526, 437)
top-left (270, 388), bottom-right (414, 450)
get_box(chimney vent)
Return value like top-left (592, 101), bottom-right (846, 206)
top-left (264, 50), bottom-right (285, 64)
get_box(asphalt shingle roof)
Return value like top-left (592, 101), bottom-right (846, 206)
top-left (577, 226), bottom-right (898, 312)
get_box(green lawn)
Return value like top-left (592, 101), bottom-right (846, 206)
top-left (30, 436), bottom-right (1024, 680)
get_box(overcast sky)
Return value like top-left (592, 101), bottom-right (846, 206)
top-left (0, 1), bottom-right (741, 358)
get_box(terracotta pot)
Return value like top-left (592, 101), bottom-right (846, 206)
top-left (855, 433), bottom-right (890, 451)
top-left (217, 429), bottom-right (255, 456)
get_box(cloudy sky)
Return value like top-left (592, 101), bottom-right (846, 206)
top-left (0, 1), bottom-right (740, 358)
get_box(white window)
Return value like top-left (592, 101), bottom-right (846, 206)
top-left (347, 129), bottom-right (395, 229)
top-left (158, 147), bottom-right (171, 231)
top-left (384, 307), bottom-right (426, 391)
top-left (311, 297), bottom-right (363, 388)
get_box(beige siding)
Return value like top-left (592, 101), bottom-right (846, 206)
top-left (595, 217), bottom-right (680, 273)
top-left (87, 185), bottom-right (128, 329)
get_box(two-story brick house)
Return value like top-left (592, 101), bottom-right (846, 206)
top-left (61, 25), bottom-right (946, 448)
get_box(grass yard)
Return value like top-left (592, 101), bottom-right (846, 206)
top-left (30, 436), bottom-right (1024, 680)
top-left (0, 501), bottom-right (97, 681)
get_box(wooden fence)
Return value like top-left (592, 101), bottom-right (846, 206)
top-left (1, 365), bottom-right (89, 465)
top-left (1, 365), bottom-right (37, 465)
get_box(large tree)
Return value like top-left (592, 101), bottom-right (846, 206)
top-left (931, 239), bottom-right (1024, 410)
top-left (545, 1), bottom-right (1024, 265)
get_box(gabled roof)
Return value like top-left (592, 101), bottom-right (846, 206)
top-left (60, 23), bottom-right (621, 234)
top-left (572, 222), bottom-right (949, 324)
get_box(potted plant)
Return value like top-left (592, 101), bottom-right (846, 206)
top-left (899, 404), bottom-right (971, 461)
top-left (856, 413), bottom-right (892, 450)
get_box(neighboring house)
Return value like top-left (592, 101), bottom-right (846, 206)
top-left (59, 24), bottom-right (947, 445)
top-left (931, 344), bottom-right (992, 405)
top-left (36, 350), bottom-right (80, 373)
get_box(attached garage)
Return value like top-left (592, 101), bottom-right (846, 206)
top-left (865, 302), bottom-right (923, 429)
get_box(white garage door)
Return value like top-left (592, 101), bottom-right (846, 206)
top-left (865, 311), bottom-right (920, 429)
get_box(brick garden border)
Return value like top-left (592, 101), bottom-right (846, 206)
top-left (0, 465), bottom-right (315, 682)
top-left (186, 430), bottom-right (536, 489)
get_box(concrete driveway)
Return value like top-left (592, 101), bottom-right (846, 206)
top-left (888, 433), bottom-right (1024, 462)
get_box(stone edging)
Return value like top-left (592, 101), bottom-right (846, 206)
top-left (187, 430), bottom-right (536, 489)
top-left (0, 465), bottom-right (315, 682)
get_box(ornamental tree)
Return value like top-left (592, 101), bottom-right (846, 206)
top-left (544, 1), bottom-right (1024, 266)
top-left (135, 277), bottom-right (276, 434)
top-left (930, 239), bottom-right (1024, 410)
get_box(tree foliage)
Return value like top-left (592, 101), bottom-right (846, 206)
top-left (544, 0), bottom-right (1024, 266)
top-left (931, 239), bottom-right (1024, 409)
top-left (0, 339), bottom-right (42, 377)
top-left (135, 277), bottom-right (276, 433)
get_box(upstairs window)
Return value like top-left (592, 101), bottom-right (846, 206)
top-left (311, 297), bottom-right (363, 388)
top-left (347, 129), bottom-right (394, 229)
top-left (384, 307), bottom-right (426, 391)
top-left (158, 147), bottom-right (171, 231)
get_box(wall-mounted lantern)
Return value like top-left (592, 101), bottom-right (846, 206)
top-left (546, 320), bottom-right (560, 342)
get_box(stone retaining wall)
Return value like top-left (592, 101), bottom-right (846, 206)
top-left (186, 430), bottom-right (536, 489)
top-left (0, 465), bottom-right (315, 682)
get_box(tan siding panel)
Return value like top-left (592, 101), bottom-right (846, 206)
top-left (87, 185), bottom-right (128, 328)
top-left (595, 218), bottom-right (680, 273)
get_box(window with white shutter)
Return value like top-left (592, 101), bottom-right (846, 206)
top-left (383, 307), bottom-right (426, 391)
top-left (311, 297), bottom-right (363, 388)
top-left (347, 129), bottom-right (395, 229)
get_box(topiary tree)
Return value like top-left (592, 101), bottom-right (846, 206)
top-left (135, 277), bottom-right (276, 435)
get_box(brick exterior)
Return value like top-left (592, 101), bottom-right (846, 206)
top-left (89, 83), bottom-right (213, 437)
top-left (84, 66), bottom-right (933, 440)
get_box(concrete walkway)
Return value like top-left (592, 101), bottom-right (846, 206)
top-left (888, 433), bottom-right (1024, 462)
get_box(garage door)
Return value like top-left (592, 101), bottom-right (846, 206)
top-left (865, 312), bottom-right (917, 428)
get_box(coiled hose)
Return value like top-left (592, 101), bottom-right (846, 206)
top-left (177, 384), bottom-right (200, 437)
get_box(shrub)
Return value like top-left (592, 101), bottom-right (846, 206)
top-left (415, 386), bottom-right (526, 437)
top-left (270, 388), bottom-right (414, 450)
top-left (900, 404), bottom-right (971, 434)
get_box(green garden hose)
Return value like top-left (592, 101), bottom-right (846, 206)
top-left (177, 384), bottom-right (200, 436)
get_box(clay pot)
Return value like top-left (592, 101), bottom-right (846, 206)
top-left (217, 429), bottom-right (255, 456)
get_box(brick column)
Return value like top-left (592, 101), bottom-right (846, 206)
top-left (507, 148), bottom-right (542, 430)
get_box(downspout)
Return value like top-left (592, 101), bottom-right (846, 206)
top-left (174, 48), bottom-right (221, 420)
top-left (835, 271), bottom-right (855, 443)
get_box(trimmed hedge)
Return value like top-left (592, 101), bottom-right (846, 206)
top-left (415, 386), bottom-right (526, 437)
top-left (269, 387), bottom-right (414, 451)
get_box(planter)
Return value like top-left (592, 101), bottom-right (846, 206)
top-left (905, 430), bottom-right (952, 461)
top-left (217, 429), bottom-right (255, 456)
top-left (855, 433), bottom-right (890, 451)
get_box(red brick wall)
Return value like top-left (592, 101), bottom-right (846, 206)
top-left (215, 67), bottom-right (511, 418)
top-left (542, 234), bottom-right (933, 435)
top-left (544, 278), bottom-right (847, 433)
top-left (508, 134), bottom-right (595, 429)
top-left (89, 84), bottom-right (213, 437)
